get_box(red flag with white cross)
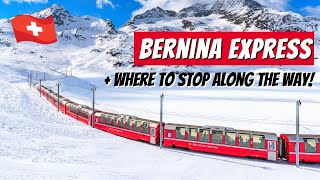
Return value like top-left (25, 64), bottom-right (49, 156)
top-left (11, 15), bottom-right (57, 44)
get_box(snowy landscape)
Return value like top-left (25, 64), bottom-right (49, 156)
top-left (1, 0), bottom-right (320, 179)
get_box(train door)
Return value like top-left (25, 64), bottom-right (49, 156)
top-left (267, 140), bottom-right (277, 161)
top-left (150, 127), bottom-right (156, 144)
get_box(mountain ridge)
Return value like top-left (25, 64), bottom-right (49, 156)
top-left (0, 1), bottom-right (319, 74)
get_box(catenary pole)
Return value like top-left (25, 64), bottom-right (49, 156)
top-left (160, 94), bottom-right (164, 149)
top-left (57, 83), bottom-right (61, 112)
top-left (27, 74), bottom-right (30, 86)
top-left (39, 79), bottom-right (42, 97)
top-left (91, 85), bottom-right (96, 128)
top-left (30, 74), bottom-right (32, 87)
top-left (296, 100), bottom-right (301, 168)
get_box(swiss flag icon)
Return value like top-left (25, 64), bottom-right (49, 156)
top-left (11, 15), bottom-right (57, 44)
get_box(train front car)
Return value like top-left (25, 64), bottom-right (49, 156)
top-left (279, 134), bottom-right (320, 163)
top-left (94, 112), bottom-right (162, 145)
top-left (163, 124), bottom-right (278, 161)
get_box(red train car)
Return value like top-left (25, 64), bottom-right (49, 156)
top-left (163, 123), bottom-right (278, 161)
top-left (65, 103), bottom-right (97, 126)
top-left (94, 112), bottom-right (162, 145)
top-left (279, 134), bottom-right (320, 163)
top-left (58, 97), bottom-right (73, 114)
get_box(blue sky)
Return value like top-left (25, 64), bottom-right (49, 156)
top-left (0, 0), bottom-right (320, 28)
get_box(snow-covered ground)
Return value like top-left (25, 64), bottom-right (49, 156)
top-left (1, 56), bottom-right (320, 179)
top-left (1, 2), bottom-right (320, 179)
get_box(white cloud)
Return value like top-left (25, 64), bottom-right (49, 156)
top-left (96, 0), bottom-right (115, 9)
top-left (302, 5), bottom-right (320, 17)
top-left (133, 0), bottom-right (291, 15)
top-left (3, 0), bottom-right (48, 4)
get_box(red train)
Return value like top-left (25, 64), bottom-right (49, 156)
top-left (36, 85), bottom-right (320, 164)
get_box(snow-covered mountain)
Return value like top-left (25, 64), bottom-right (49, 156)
top-left (0, 0), bottom-right (320, 75)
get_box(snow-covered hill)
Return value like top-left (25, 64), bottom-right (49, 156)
top-left (1, 1), bottom-right (320, 75)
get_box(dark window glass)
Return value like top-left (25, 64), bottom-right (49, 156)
top-left (188, 128), bottom-right (197, 141)
top-left (239, 133), bottom-right (250, 147)
top-left (199, 129), bottom-right (209, 143)
top-left (142, 123), bottom-right (150, 134)
top-left (119, 118), bottom-right (125, 128)
top-left (225, 132), bottom-right (236, 146)
top-left (176, 127), bottom-right (185, 140)
top-left (212, 130), bottom-right (223, 144)
top-left (304, 138), bottom-right (317, 153)
top-left (134, 121), bottom-right (142, 132)
top-left (253, 135), bottom-right (265, 149)
top-left (127, 119), bottom-right (133, 130)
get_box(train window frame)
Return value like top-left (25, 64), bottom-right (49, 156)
top-left (212, 130), bottom-right (223, 144)
top-left (113, 117), bottom-right (118, 127)
top-left (176, 127), bottom-right (186, 140)
top-left (134, 121), bottom-right (142, 132)
top-left (142, 122), bottom-right (150, 134)
top-left (253, 134), bottom-right (265, 149)
top-left (150, 128), bottom-right (156, 136)
top-left (119, 118), bottom-right (125, 128)
top-left (304, 138), bottom-right (317, 153)
top-left (188, 128), bottom-right (197, 141)
top-left (99, 116), bottom-right (105, 124)
top-left (199, 129), bottom-right (210, 143)
top-left (239, 133), bottom-right (250, 148)
top-left (268, 141), bottom-right (276, 151)
top-left (106, 116), bottom-right (112, 125)
top-left (127, 119), bottom-right (133, 130)
top-left (225, 132), bottom-right (236, 146)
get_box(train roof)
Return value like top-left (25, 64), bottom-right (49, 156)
top-left (282, 134), bottom-right (320, 138)
top-left (96, 111), bottom-right (159, 124)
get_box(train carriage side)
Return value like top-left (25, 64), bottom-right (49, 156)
top-left (163, 123), bottom-right (278, 161)
top-left (279, 134), bottom-right (320, 163)
top-left (94, 112), bottom-right (162, 145)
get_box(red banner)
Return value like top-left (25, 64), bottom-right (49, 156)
top-left (134, 32), bottom-right (314, 66)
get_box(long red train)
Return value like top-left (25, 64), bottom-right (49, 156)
top-left (37, 85), bottom-right (320, 163)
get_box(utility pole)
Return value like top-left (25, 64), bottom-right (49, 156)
top-left (30, 74), bottom-right (32, 87)
top-left (90, 85), bottom-right (96, 128)
top-left (39, 79), bottom-right (42, 97)
top-left (43, 73), bottom-right (46, 81)
top-left (57, 83), bottom-right (61, 112)
top-left (160, 94), bottom-right (164, 149)
top-left (27, 74), bottom-right (30, 86)
top-left (296, 100), bottom-right (301, 168)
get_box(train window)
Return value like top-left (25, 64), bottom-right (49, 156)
top-left (268, 141), bottom-right (276, 151)
top-left (134, 121), bottom-right (142, 132)
top-left (239, 133), bottom-right (250, 147)
top-left (199, 129), bottom-right (210, 143)
top-left (253, 135), bottom-right (265, 149)
top-left (212, 130), bottom-right (223, 144)
top-left (119, 118), bottom-right (125, 128)
top-left (225, 132), bottom-right (236, 146)
top-left (106, 116), bottom-right (111, 125)
top-left (188, 128), bottom-right (197, 141)
top-left (304, 138), bottom-right (317, 153)
top-left (167, 131), bottom-right (172, 138)
top-left (99, 116), bottom-right (105, 124)
top-left (142, 123), bottom-right (150, 134)
top-left (112, 117), bottom-right (118, 127)
top-left (150, 128), bottom-right (156, 136)
top-left (127, 119), bottom-right (133, 130)
top-left (176, 127), bottom-right (186, 140)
